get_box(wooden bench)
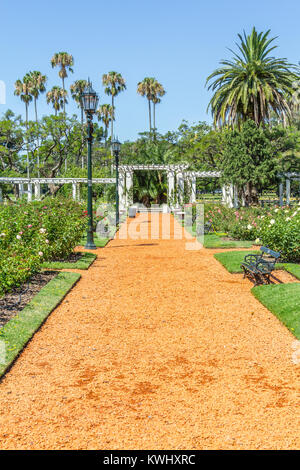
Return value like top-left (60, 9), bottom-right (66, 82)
top-left (241, 246), bottom-right (281, 286)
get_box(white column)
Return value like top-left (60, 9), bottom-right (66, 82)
top-left (34, 181), bottom-right (41, 200)
top-left (167, 170), bottom-right (175, 207)
top-left (191, 177), bottom-right (196, 203)
top-left (19, 183), bottom-right (24, 198)
top-left (286, 178), bottom-right (290, 206)
top-left (222, 184), bottom-right (234, 207)
top-left (233, 185), bottom-right (239, 208)
top-left (72, 182), bottom-right (77, 201)
top-left (176, 171), bottom-right (184, 207)
top-left (118, 171), bottom-right (126, 211)
top-left (126, 170), bottom-right (133, 206)
top-left (77, 183), bottom-right (80, 201)
top-left (27, 183), bottom-right (32, 202)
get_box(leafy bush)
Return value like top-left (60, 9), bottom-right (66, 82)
top-left (0, 197), bottom-right (87, 296)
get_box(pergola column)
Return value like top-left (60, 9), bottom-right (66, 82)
top-left (19, 183), bottom-right (24, 198)
top-left (118, 170), bottom-right (126, 211)
top-left (191, 177), bottom-right (196, 203)
top-left (167, 170), bottom-right (175, 207)
top-left (222, 184), bottom-right (234, 208)
top-left (286, 177), bottom-right (291, 206)
top-left (72, 182), bottom-right (77, 201)
top-left (27, 183), bottom-right (32, 202)
top-left (34, 181), bottom-right (41, 200)
top-left (279, 180), bottom-right (284, 206)
top-left (125, 170), bottom-right (133, 206)
top-left (233, 185), bottom-right (239, 208)
top-left (176, 171), bottom-right (184, 206)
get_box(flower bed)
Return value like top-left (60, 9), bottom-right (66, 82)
top-left (202, 203), bottom-right (300, 262)
top-left (0, 198), bottom-right (87, 296)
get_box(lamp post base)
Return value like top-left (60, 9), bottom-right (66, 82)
top-left (85, 231), bottom-right (97, 250)
top-left (85, 242), bottom-right (97, 250)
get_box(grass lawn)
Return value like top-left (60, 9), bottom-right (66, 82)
top-left (252, 283), bottom-right (300, 339)
top-left (0, 272), bottom-right (80, 378)
top-left (79, 237), bottom-right (110, 248)
top-left (42, 252), bottom-right (96, 270)
top-left (203, 233), bottom-right (254, 249)
top-left (214, 250), bottom-right (300, 279)
top-left (214, 250), bottom-right (260, 272)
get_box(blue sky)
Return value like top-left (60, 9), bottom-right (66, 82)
top-left (1, 0), bottom-right (300, 141)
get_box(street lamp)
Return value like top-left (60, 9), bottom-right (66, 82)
top-left (111, 137), bottom-right (121, 226)
top-left (81, 80), bottom-right (99, 249)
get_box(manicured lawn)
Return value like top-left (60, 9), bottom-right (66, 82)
top-left (42, 252), bottom-right (96, 270)
top-left (214, 250), bottom-right (300, 279)
top-left (0, 272), bottom-right (80, 378)
top-left (79, 237), bottom-right (109, 248)
top-left (252, 283), bottom-right (300, 339)
top-left (204, 233), bottom-right (254, 249)
top-left (214, 250), bottom-right (259, 272)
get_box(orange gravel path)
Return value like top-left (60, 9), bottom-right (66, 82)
top-left (0, 213), bottom-right (299, 450)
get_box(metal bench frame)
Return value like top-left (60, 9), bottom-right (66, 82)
top-left (241, 246), bottom-right (281, 286)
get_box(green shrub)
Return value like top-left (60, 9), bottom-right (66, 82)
top-left (0, 197), bottom-right (87, 296)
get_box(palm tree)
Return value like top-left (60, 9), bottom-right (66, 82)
top-left (51, 52), bottom-right (74, 114)
top-left (137, 77), bottom-right (156, 132)
top-left (102, 71), bottom-right (126, 146)
top-left (46, 86), bottom-right (68, 115)
top-left (14, 76), bottom-right (32, 124)
top-left (14, 76), bottom-right (33, 178)
top-left (26, 71), bottom-right (47, 122)
top-left (70, 79), bottom-right (88, 125)
top-left (152, 80), bottom-right (166, 132)
top-left (206, 27), bottom-right (299, 128)
top-left (96, 104), bottom-right (115, 146)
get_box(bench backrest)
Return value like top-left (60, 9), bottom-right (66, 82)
top-left (260, 246), bottom-right (281, 264)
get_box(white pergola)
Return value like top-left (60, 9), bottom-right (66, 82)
top-left (0, 177), bottom-right (115, 202)
top-left (183, 170), bottom-right (236, 208)
top-left (278, 172), bottom-right (300, 206)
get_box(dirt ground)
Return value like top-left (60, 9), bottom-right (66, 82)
top-left (0, 213), bottom-right (299, 450)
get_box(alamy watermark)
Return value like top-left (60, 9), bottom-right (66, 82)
top-left (0, 80), bottom-right (6, 104)
top-left (95, 203), bottom-right (205, 250)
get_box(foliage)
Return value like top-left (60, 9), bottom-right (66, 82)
top-left (206, 27), bottom-right (299, 127)
top-left (0, 198), bottom-right (87, 296)
top-left (221, 120), bottom-right (296, 204)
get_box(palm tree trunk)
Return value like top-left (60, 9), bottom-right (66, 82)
top-left (153, 102), bottom-right (156, 131)
top-left (25, 102), bottom-right (30, 179)
top-left (148, 98), bottom-right (152, 133)
top-left (62, 76), bottom-right (66, 115)
top-left (110, 96), bottom-right (114, 155)
top-left (35, 97), bottom-right (40, 178)
top-left (81, 105), bottom-right (84, 169)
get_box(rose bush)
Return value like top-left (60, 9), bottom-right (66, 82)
top-left (0, 198), bottom-right (87, 296)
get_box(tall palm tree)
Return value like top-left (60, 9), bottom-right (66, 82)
top-left (137, 77), bottom-right (156, 132)
top-left (51, 52), bottom-right (74, 114)
top-left (14, 76), bottom-right (33, 178)
top-left (46, 86), bottom-right (68, 115)
top-left (96, 104), bottom-right (115, 146)
top-left (70, 79), bottom-right (88, 125)
top-left (152, 80), bottom-right (166, 132)
top-left (102, 71), bottom-right (126, 146)
top-left (26, 71), bottom-right (47, 122)
top-left (206, 27), bottom-right (299, 128)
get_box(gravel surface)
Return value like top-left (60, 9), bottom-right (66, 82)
top-left (0, 213), bottom-right (299, 450)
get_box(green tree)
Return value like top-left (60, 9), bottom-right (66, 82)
top-left (137, 77), bottom-right (156, 132)
top-left (26, 71), bottom-right (47, 122)
top-left (152, 80), bottom-right (166, 132)
top-left (46, 86), bottom-right (68, 115)
top-left (206, 27), bottom-right (299, 127)
top-left (14, 76), bottom-right (33, 177)
top-left (70, 79), bottom-right (88, 125)
top-left (51, 52), bottom-right (74, 114)
top-left (96, 104), bottom-right (114, 146)
top-left (102, 71), bottom-right (126, 145)
top-left (221, 120), bottom-right (295, 205)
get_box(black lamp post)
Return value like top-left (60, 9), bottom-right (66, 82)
top-left (81, 80), bottom-right (99, 249)
top-left (111, 137), bottom-right (121, 226)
